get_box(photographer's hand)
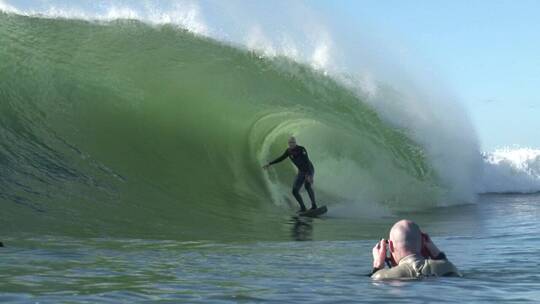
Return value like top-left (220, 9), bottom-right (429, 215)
top-left (422, 233), bottom-right (441, 258)
top-left (372, 239), bottom-right (387, 269)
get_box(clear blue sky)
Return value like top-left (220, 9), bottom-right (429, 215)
top-left (5, 0), bottom-right (540, 150)
top-left (313, 0), bottom-right (540, 150)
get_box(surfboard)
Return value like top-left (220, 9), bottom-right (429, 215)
top-left (299, 206), bottom-right (327, 217)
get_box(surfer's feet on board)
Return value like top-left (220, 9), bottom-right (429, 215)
top-left (310, 205), bottom-right (318, 210)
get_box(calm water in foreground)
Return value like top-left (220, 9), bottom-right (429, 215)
top-left (1, 194), bottom-right (539, 303)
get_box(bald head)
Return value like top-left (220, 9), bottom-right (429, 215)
top-left (389, 220), bottom-right (422, 254)
top-left (288, 136), bottom-right (297, 148)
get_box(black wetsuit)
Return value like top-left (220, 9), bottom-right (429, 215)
top-left (268, 145), bottom-right (317, 211)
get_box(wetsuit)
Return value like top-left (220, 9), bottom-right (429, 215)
top-left (268, 145), bottom-right (317, 211)
top-left (371, 253), bottom-right (462, 280)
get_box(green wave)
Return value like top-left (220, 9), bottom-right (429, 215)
top-left (0, 13), bottom-right (441, 239)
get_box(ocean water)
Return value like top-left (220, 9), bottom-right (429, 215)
top-left (2, 4), bottom-right (540, 304)
top-left (1, 194), bottom-right (539, 303)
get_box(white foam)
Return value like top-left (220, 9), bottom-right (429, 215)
top-left (479, 148), bottom-right (540, 194)
top-left (143, 2), bottom-right (208, 35)
top-left (311, 40), bottom-right (331, 71)
top-left (246, 26), bottom-right (278, 57)
top-left (243, 24), bottom-right (334, 71)
top-left (0, 0), bottom-right (18, 13)
top-left (0, 0), bottom-right (209, 36)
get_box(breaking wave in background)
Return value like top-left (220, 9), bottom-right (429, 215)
top-left (479, 148), bottom-right (540, 194)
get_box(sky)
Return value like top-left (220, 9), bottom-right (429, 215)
top-left (3, 0), bottom-right (539, 151)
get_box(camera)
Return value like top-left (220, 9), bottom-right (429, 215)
top-left (382, 239), bottom-right (397, 267)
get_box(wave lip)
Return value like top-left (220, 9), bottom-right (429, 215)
top-left (0, 0), bottom-right (208, 35)
top-left (479, 148), bottom-right (540, 194)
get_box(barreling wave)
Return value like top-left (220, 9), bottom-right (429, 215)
top-left (0, 11), bottom-right (472, 238)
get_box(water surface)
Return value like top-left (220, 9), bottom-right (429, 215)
top-left (1, 194), bottom-right (539, 303)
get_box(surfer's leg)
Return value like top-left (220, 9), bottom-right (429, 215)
top-left (304, 178), bottom-right (317, 209)
top-left (292, 173), bottom-right (307, 211)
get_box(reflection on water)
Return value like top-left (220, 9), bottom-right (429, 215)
top-left (290, 216), bottom-right (314, 241)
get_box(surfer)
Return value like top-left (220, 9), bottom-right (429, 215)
top-left (371, 219), bottom-right (462, 280)
top-left (263, 136), bottom-right (318, 212)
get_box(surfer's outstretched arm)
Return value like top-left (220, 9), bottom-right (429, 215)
top-left (263, 149), bottom-right (289, 169)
